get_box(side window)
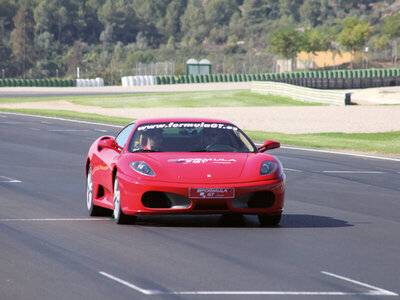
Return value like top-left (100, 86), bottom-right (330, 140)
top-left (115, 123), bottom-right (135, 149)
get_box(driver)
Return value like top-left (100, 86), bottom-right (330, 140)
top-left (143, 129), bottom-right (164, 150)
top-left (201, 128), bottom-right (219, 149)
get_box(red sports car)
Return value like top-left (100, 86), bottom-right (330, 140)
top-left (86, 118), bottom-right (285, 226)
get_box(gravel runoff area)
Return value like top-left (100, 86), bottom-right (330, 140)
top-left (0, 83), bottom-right (399, 134)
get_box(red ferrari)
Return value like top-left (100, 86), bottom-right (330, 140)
top-left (86, 118), bottom-right (285, 226)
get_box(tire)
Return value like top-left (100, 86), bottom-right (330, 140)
top-left (86, 165), bottom-right (111, 216)
top-left (113, 174), bottom-right (136, 225)
top-left (258, 214), bottom-right (281, 227)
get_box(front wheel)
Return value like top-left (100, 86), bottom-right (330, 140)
top-left (258, 214), bottom-right (281, 227)
top-left (87, 164), bottom-right (111, 216)
top-left (113, 175), bottom-right (136, 225)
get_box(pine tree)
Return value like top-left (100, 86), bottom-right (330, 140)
top-left (10, 7), bottom-right (35, 77)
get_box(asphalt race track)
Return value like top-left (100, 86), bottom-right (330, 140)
top-left (0, 112), bottom-right (399, 299)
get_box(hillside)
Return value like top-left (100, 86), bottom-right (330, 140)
top-left (0, 0), bottom-right (399, 83)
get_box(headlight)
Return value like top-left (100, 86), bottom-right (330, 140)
top-left (130, 161), bottom-right (155, 176)
top-left (260, 161), bottom-right (278, 176)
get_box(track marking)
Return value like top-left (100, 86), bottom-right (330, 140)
top-left (281, 145), bottom-right (400, 162)
top-left (99, 272), bottom-right (160, 295)
top-left (0, 217), bottom-right (110, 222)
top-left (0, 176), bottom-right (21, 183)
top-left (322, 271), bottom-right (398, 296)
top-left (322, 171), bottom-right (385, 174)
top-left (99, 270), bottom-right (398, 296)
top-left (284, 168), bottom-right (303, 172)
top-left (0, 111), bottom-right (123, 128)
top-left (49, 129), bottom-right (91, 132)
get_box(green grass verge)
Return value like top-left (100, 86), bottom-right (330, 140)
top-left (0, 90), bottom-right (323, 107)
top-left (69, 90), bottom-right (323, 108)
top-left (247, 131), bottom-right (400, 155)
top-left (1, 108), bottom-right (398, 155)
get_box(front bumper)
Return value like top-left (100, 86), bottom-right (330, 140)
top-left (118, 172), bottom-right (285, 216)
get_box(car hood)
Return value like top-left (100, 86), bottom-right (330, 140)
top-left (121, 152), bottom-right (277, 184)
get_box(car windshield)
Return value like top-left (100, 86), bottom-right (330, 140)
top-left (128, 122), bottom-right (257, 153)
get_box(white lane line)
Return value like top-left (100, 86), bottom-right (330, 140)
top-left (281, 145), bottom-right (400, 162)
top-left (99, 272), bottom-right (159, 295)
top-left (99, 270), bottom-right (398, 296)
top-left (0, 176), bottom-right (21, 183)
top-left (322, 171), bottom-right (385, 174)
top-left (322, 271), bottom-right (398, 296)
top-left (283, 169), bottom-right (389, 174)
top-left (284, 168), bottom-right (304, 172)
top-left (0, 111), bottom-right (123, 128)
top-left (49, 129), bottom-right (91, 132)
top-left (0, 218), bottom-right (110, 222)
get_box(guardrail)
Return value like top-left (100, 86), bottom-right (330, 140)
top-left (251, 81), bottom-right (350, 106)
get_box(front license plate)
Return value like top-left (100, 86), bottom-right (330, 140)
top-left (189, 188), bottom-right (235, 199)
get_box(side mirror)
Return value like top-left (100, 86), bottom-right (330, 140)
top-left (98, 138), bottom-right (121, 151)
top-left (258, 140), bottom-right (280, 153)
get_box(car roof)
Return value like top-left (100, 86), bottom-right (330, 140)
top-left (131, 117), bottom-right (235, 126)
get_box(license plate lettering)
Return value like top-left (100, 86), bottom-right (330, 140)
top-left (189, 188), bottom-right (234, 199)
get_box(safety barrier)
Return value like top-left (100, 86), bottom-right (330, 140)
top-left (76, 78), bottom-right (104, 87)
top-left (0, 78), bottom-right (76, 87)
top-left (121, 76), bottom-right (155, 86)
top-left (154, 68), bottom-right (400, 89)
top-left (251, 81), bottom-right (350, 106)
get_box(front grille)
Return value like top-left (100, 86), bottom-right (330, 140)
top-left (142, 192), bottom-right (172, 208)
top-left (231, 191), bottom-right (275, 209)
top-left (248, 191), bottom-right (275, 208)
top-left (141, 192), bottom-right (191, 209)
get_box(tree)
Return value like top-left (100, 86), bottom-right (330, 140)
top-left (381, 13), bottom-right (400, 66)
top-left (98, 0), bottom-right (139, 44)
top-left (159, 0), bottom-right (187, 42)
top-left (124, 51), bottom-right (155, 69)
top-left (0, 0), bottom-right (18, 32)
top-left (300, 28), bottom-right (329, 69)
top-left (133, 0), bottom-right (169, 47)
top-left (0, 18), bottom-right (12, 73)
top-left (64, 40), bottom-right (83, 76)
top-left (242, 0), bottom-right (266, 25)
top-left (279, 0), bottom-right (302, 23)
top-left (180, 0), bottom-right (208, 45)
top-left (268, 26), bottom-right (301, 71)
top-left (33, 0), bottom-right (73, 46)
top-left (205, 0), bottom-right (239, 27)
top-left (337, 16), bottom-right (372, 68)
top-left (299, 0), bottom-right (327, 28)
top-left (10, 7), bottom-right (35, 77)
